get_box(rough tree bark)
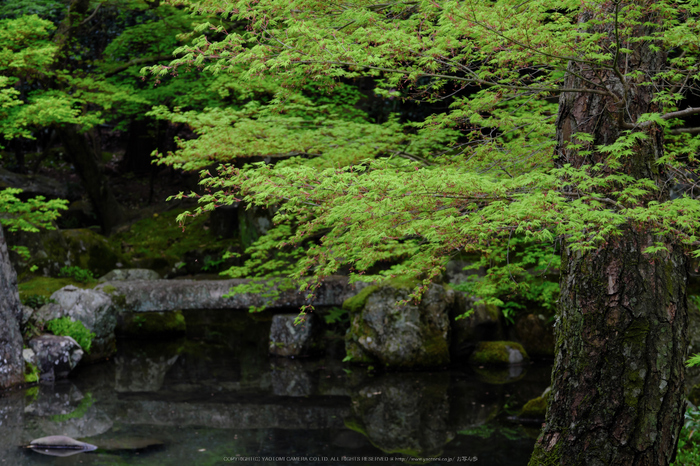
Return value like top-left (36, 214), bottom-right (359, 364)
top-left (0, 224), bottom-right (25, 389)
top-left (530, 3), bottom-right (688, 465)
top-left (530, 1), bottom-right (688, 466)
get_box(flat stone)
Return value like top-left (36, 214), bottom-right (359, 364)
top-left (96, 275), bottom-right (365, 312)
top-left (98, 268), bottom-right (161, 282)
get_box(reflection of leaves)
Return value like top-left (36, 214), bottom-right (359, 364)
top-left (49, 393), bottom-right (94, 423)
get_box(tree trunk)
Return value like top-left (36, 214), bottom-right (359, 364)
top-left (58, 125), bottom-right (123, 234)
top-left (530, 3), bottom-right (688, 465)
top-left (52, 0), bottom-right (125, 235)
top-left (0, 224), bottom-right (25, 389)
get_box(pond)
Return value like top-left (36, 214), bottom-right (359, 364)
top-left (0, 310), bottom-right (552, 465)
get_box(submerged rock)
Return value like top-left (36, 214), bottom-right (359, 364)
top-left (344, 282), bottom-right (453, 368)
top-left (28, 335), bottom-right (83, 382)
top-left (35, 286), bottom-right (117, 362)
top-left (93, 437), bottom-right (164, 451)
top-left (269, 313), bottom-right (322, 357)
top-left (25, 435), bottom-right (97, 457)
top-left (468, 341), bottom-right (529, 366)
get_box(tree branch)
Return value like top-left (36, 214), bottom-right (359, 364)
top-left (104, 55), bottom-right (175, 77)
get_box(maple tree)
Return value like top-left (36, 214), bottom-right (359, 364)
top-left (146, 0), bottom-right (700, 464)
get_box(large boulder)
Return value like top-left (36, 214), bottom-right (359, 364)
top-left (60, 229), bottom-right (130, 277)
top-left (344, 282), bottom-right (453, 368)
top-left (269, 313), bottom-right (322, 357)
top-left (0, 223), bottom-right (24, 389)
top-left (34, 286), bottom-right (117, 362)
top-left (7, 227), bottom-right (129, 277)
top-left (28, 335), bottom-right (83, 382)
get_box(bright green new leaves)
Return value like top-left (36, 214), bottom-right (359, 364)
top-left (150, 0), bottom-right (700, 312)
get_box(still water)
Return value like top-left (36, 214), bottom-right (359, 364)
top-left (0, 310), bottom-right (551, 465)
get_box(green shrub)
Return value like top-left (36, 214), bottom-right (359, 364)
top-left (24, 361), bottom-right (39, 384)
top-left (58, 266), bottom-right (95, 283)
top-left (674, 404), bottom-right (700, 465)
top-left (21, 294), bottom-right (56, 309)
top-left (45, 317), bottom-right (95, 353)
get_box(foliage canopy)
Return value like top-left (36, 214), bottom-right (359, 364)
top-left (146, 0), bottom-right (700, 317)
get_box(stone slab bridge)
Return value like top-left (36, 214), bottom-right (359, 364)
top-left (94, 276), bottom-right (365, 312)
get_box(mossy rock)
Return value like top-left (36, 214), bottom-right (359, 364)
top-left (519, 393), bottom-right (549, 420)
top-left (342, 285), bottom-right (378, 314)
top-left (108, 208), bottom-right (235, 277)
top-left (468, 341), bottom-right (529, 365)
top-left (116, 311), bottom-right (186, 338)
top-left (61, 229), bottom-right (130, 276)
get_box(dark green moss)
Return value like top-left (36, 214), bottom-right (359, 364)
top-left (118, 311), bottom-right (186, 338)
top-left (520, 394), bottom-right (548, 418)
top-left (18, 276), bottom-right (91, 301)
top-left (469, 341), bottom-right (529, 365)
top-left (343, 285), bottom-right (378, 313)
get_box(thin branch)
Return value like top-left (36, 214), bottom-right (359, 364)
top-left (104, 55), bottom-right (175, 77)
top-left (668, 127), bottom-right (700, 135)
top-left (293, 60), bottom-right (614, 96)
top-left (79, 2), bottom-right (102, 25)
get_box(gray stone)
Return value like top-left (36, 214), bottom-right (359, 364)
top-left (28, 335), bottom-right (83, 381)
top-left (345, 283), bottom-right (453, 368)
top-left (23, 348), bottom-right (36, 365)
top-left (0, 223), bottom-right (24, 389)
top-left (98, 268), bottom-right (160, 282)
top-left (21, 304), bottom-right (34, 328)
top-left (96, 275), bottom-right (366, 312)
top-left (35, 286), bottom-right (117, 362)
top-left (269, 314), bottom-right (322, 357)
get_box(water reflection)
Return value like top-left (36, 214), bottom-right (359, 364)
top-left (0, 311), bottom-right (551, 465)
